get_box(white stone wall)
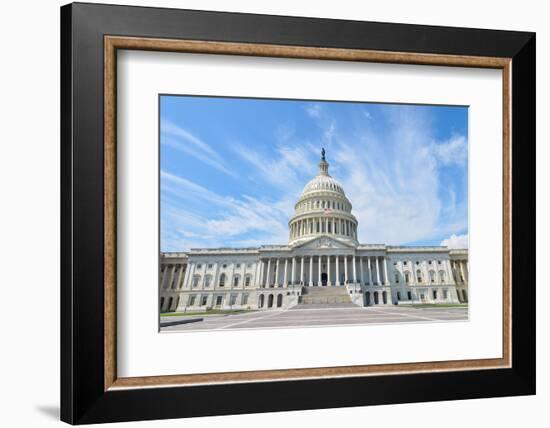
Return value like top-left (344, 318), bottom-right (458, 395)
top-left (160, 242), bottom-right (468, 312)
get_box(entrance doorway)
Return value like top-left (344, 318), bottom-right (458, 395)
top-left (321, 272), bottom-right (328, 286)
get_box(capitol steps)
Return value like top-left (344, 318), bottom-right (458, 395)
top-left (296, 286), bottom-right (357, 307)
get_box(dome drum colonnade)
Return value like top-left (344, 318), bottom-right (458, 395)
top-left (288, 150), bottom-right (358, 244)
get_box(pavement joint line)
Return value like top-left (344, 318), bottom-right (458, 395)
top-left (215, 308), bottom-right (288, 330)
top-left (366, 307), bottom-right (442, 322)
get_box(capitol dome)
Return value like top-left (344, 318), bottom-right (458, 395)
top-left (288, 149), bottom-right (358, 246)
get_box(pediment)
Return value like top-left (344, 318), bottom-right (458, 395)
top-left (293, 236), bottom-right (356, 250)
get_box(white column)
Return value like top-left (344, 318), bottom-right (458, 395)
top-left (352, 255), bottom-right (357, 283)
top-left (229, 262), bottom-right (235, 290)
top-left (186, 263), bottom-right (196, 288)
top-left (410, 260), bottom-right (416, 285)
top-left (211, 262), bottom-right (220, 289)
top-left (258, 260), bottom-right (265, 287)
top-left (309, 256), bottom-right (313, 286)
top-left (284, 258), bottom-right (288, 286)
top-left (253, 261), bottom-right (261, 286)
top-left (344, 255), bottom-right (348, 284)
top-left (175, 264), bottom-right (185, 289)
top-left (459, 260), bottom-right (466, 282)
top-left (181, 263), bottom-right (190, 290)
top-left (376, 257), bottom-right (381, 285)
top-left (265, 259), bottom-right (271, 287)
top-left (300, 256), bottom-right (304, 284)
top-left (368, 257), bottom-right (373, 285)
top-left (166, 265), bottom-right (176, 290)
top-left (383, 257), bottom-right (389, 285)
top-left (360, 257), bottom-right (364, 285)
top-left (291, 257), bottom-right (296, 284)
top-left (318, 255), bottom-right (322, 286)
top-left (336, 255), bottom-right (340, 286)
top-left (443, 260), bottom-right (454, 284)
top-left (275, 258), bottom-right (280, 286)
top-left (327, 256), bottom-right (332, 286)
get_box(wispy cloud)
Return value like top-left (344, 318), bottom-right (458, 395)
top-left (161, 170), bottom-right (290, 251)
top-left (231, 143), bottom-right (317, 192)
top-left (307, 105), bottom-right (467, 245)
top-left (161, 119), bottom-right (236, 177)
top-left (305, 103), bottom-right (322, 119)
top-left (432, 134), bottom-right (468, 166)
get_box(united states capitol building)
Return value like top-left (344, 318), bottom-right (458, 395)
top-left (160, 150), bottom-right (469, 313)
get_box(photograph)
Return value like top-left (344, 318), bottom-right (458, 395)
top-left (158, 95), bottom-right (470, 332)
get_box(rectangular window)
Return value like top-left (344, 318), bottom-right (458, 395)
top-left (188, 295), bottom-right (196, 306)
top-left (230, 294), bottom-right (237, 305)
top-left (201, 295), bottom-right (208, 306)
top-left (242, 294), bottom-right (249, 305)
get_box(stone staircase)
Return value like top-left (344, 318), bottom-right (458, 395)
top-left (296, 286), bottom-right (357, 308)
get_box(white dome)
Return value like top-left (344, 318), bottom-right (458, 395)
top-left (288, 149), bottom-right (358, 246)
top-left (301, 174), bottom-right (345, 197)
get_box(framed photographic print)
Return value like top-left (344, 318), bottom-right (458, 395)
top-left (61, 2), bottom-right (536, 424)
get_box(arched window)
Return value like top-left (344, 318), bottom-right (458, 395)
top-left (432, 290), bottom-right (438, 300)
top-left (439, 270), bottom-right (446, 283)
top-left (233, 275), bottom-right (240, 287)
top-left (404, 272), bottom-right (410, 283)
top-left (192, 275), bottom-right (200, 288)
top-left (258, 294), bottom-right (264, 308)
top-left (429, 270), bottom-right (436, 283)
top-left (219, 273), bottom-right (226, 287)
top-left (382, 291), bottom-right (388, 304)
top-left (204, 275), bottom-right (212, 288)
top-left (245, 275), bottom-right (251, 287)
top-left (416, 270), bottom-right (423, 283)
top-left (167, 297), bottom-right (173, 311)
top-left (277, 294), bottom-right (283, 307)
top-left (268, 294), bottom-right (274, 308)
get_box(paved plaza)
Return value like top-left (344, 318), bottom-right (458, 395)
top-left (160, 305), bottom-right (468, 332)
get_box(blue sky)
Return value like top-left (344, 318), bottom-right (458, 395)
top-left (160, 95), bottom-right (468, 252)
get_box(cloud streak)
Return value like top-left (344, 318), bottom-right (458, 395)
top-left (161, 119), bottom-right (236, 177)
